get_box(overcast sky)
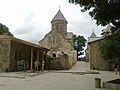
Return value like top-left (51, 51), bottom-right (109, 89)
top-left (0, 0), bottom-right (105, 44)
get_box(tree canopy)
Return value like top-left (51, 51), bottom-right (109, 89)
top-left (69, 0), bottom-right (120, 28)
top-left (100, 30), bottom-right (120, 62)
top-left (73, 34), bottom-right (86, 60)
top-left (69, 0), bottom-right (120, 62)
top-left (0, 23), bottom-right (13, 36)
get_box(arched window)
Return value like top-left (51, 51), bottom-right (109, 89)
top-left (52, 54), bottom-right (56, 57)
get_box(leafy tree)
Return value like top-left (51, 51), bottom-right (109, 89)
top-left (69, 0), bottom-right (120, 63)
top-left (73, 34), bottom-right (86, 60)
top-left (69, 0), bottom-right (120, 29)
top-left (0, 23), bottom-right (13, 36)
top-left (100, 30), bottom-right (120, 62)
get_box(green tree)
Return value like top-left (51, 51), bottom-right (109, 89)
top-left (73, 34), bottom-right (86, 60)
top-left (69, 0), bottom-right (120, 28)
top-left (69, 0), bottom-right (120, 63)
top-left (0, 23), bottom-right (13, 36)
top-left (100, 30), bottom-right (120, 62)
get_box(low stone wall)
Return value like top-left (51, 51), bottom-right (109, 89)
top-left (103, 79), bottom-right (120, 90)
top-left (68, 50), bottom-right (77, 68)
top-left (51, 55), bottom-right (70, 70)
top-left (45, 55), bottom-right (70, 70)
top-left (45, 52), bottom-right (77, 70)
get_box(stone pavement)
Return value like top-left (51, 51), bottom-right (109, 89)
top-left (0, 71), bottom-right (46, 78)
top-left (0, 61), bottom-right (119, 90)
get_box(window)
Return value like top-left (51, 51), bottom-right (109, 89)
top-left (52, 54), bottom-right (56, 57)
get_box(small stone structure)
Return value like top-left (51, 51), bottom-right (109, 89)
top-left (0, 35), bottom-right (49, 72)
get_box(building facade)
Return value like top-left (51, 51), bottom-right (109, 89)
top-left (87, 28), bottom-right (113, 71)
top-left (88, 39), bottom-right (111, 70)
top-left (39, 9), bottom-right (77, 69)
top-left (0, 35), bottom-right (49, 72)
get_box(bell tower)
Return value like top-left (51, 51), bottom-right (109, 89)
top-left (51, 9), bottom-right (68, 36)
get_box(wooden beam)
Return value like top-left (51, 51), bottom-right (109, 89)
top-left (30, 48), bottom-right (33, 71)
top-left (37, 49), bottom-right (39, 61)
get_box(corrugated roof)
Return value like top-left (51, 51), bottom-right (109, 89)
top-left (52, 9), bottom-right (67, 21)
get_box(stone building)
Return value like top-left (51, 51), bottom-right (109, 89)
top-left (87, 27), bottom-right (113, 71)
top-left (88, 39), bottom-right (111, 70)
top-left (39, 9), bottom-right (77, 70)
top-left (88, 31), bottom-right (101, 43)
top-left (85, 31), bottom-right (101, 62)
top-left (0, 35), bottom-right (49, 72)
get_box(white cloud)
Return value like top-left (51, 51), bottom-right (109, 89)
top-left (0, 0), bottom-right (104, 44)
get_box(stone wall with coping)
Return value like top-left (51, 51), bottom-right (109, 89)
top-left (88, 39), bottom-right (110, 71)
top-left (103, 80), bottom-right (120, 90)
top-left (50, 55), bottom-right (70, 70)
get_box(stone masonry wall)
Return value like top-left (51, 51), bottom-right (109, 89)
top-left (0, 39), bottom-right (10, 71)
top-left (50, 55), bottom-right (70, 70)
top-left (89, 40), bottom-right (110, 71)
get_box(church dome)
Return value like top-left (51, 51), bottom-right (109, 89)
top-left (90, 31), bottom-right (97, 38)
top-left (51, 9), bottom-right (67, 22)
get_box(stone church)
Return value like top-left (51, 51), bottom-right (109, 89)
top-left (39, 9), bottom-right (77, 69)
